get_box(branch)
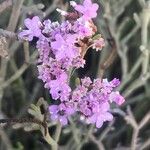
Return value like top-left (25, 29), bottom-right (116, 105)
top-left (0, 0), bottom-right (12, 14)
top-left (0, 28), bottom-right (17, 39)
top-left (45, 0), bottom-right (60, 18)
top-left (0, 118), bottom-right (46, 128)
top-left (69, 118), bottom-right (80, 145)
top-left (125, 107), bottom-right (150, 150)
top-left (140, 2), bottom-right (150, 75)
top-left (98, 46), bottom-right (117, 78)
top-left (0, 51), bottom-right (38, 89)
top-left (7, 0), bottom-right (24, 31)
top-left (23, 41), bottom-right (30, 63)
top-left (140, 138), bottom-right (150, 150)
top-left (98, 16), bottom-right (117, 78)
top-left (54, 122), bottom-right (62, 143)
top-left (89, 134), bottom-right (105, 150)
top-left (122, 73), bottom-right (150, 98)
top-left (98, 121), bottom-right (114, 141)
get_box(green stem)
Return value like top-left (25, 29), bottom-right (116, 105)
top-left (42, 126), bottom-right (58, 150)
top-left (141, 5), bottom-right (150, 75)
top-left (69, 118), bottom-right (80, 145)
top-left (54, 122), bottom-right (62, 142)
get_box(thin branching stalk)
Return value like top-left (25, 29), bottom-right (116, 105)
top-left (54, 122), bottom-right (62, 142)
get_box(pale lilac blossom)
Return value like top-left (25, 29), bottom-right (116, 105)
top-left (49, 103), bottom-right (75, 125)
top-left (109, 91), bottom-right (125, 105)
top-left (87, 102), bottom-right (113, 128)
top-left (73, 0), bottom-right (99, 20)
top-left (19, 0), bottom-right (125, 128)
top-left (18, 16), bottom-right (42, 41)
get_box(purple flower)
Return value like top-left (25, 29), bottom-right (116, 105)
top-left (92, 78), bottom-right (102, 90)
top-left (37, 64), bottom-right (52, 83)
top-left (72, 85), bottom-right (88, 102)
top-left (47, 72), bottom-right (71, 101)
top-left (18, 16), bottom-right (42, 41)
top-left (51, 34), bottom-right (65, 50)
top-left (71, 77), bottom-right (124, 127)
top-left (110, 78), bottom-right (120, 87)
top-left (81, 77), bottom-right (92, 87)
top-left (79, 101), bottom-right (93, 117)
top-left (109, 91), bottom-right (125, 105)
top-left (101, 79), bottom-right (115, 94)
top-left (36, 36), bottom-right (51, 63)
top-left (51, 34), bottom-right (78, 60)
top-left (72, 56), bottom-right (85, 68)
top-left (87, 102), bottom-right (113, 128)
top-left (42, 19), bottom-right (52, 34)
top-left (73, 18), bottom-right (94, 38)
top-left (49, 103), bottom-right (75, 125)
top-left (18, 0), bottom-right (125, 129)
top-left (74, 0), bottom-right (99, 20)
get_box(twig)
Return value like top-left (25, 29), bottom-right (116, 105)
top-left (140, 138), bottom-right (150, 150)
top-left (45, 0), bottom-right (60, 18)
top-left (139, 111), bottom-right (150, 129)
top-left (0, 29), bottom-right (17, 39)
top-left (140, 2), bottom-right (150, 76)
top-left (17, 83), bottom-right (41, 118)
top-left (22, 3), bottom-right (45, 16)
top-left (41, 124), bottom-right (58, 150)
top-left (125, 107), bottom-right (138, 129)
top-left (23, 41), bottom-right (30, 63)
top-left (69, 118), bottom-right (80, 145)
top-left (125, 107), bottom-right (150, 150)
top-left (0, 51), bottom-right (38, 89)
top-left (98, 47), bottom-right (117, 78)
top-left (0, 0), bottom-right (12, 14)
top-left (131, 129), bottom-right (139, 150)
top-left (123, 93), bottom-right (145, 106)
top-left (122, 22), bottom-right (140, 45)
top-left (0, 127), bottom-right (13, 150)
top-left (118, 55), bottom-right (142, 92)
top-left (138, 0), bottom-right (146, 7)
top-left (7, 0), bottom-right (24, 31)
top-left (98, 121), bottom-right (114, 141)
top-left (54, 122), bottom-right (62, 143)
top-left (0, 36), bottom-right (8, 58)
top-left (125, 107), bottom-right (139, 150)
top-left (98, 14), bottom-right (117, 78)
top-left (77, 125), bottom-right (94, 150)
top-left (0, 0), bottom-right (25, 111)
top-left (0, 118), bottom-right (46, 129)
top-left (89, 134), bottom-right (105, 150)
top-left (122, 73), bottom-right (150, 98)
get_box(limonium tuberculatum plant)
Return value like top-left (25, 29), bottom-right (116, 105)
top-left (18, 0), bottom-right (125, 128)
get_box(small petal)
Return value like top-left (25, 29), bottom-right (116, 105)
top-left (59, 116), bottom-right (68, 125)
top-left (96, 118), bottom-right (103, 128)
top-left (109, 92), bottom-right (125, 105)
top-left (49, 105), bottom-right (58, 114)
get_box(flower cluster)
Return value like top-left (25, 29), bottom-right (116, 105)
top-left (48, 77), bottom-right (125, 127)
top-left (19, 0), bottom-right (124, 128)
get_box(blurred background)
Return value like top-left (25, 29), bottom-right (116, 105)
top-left (0, 0), bottom-right (150, 149)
